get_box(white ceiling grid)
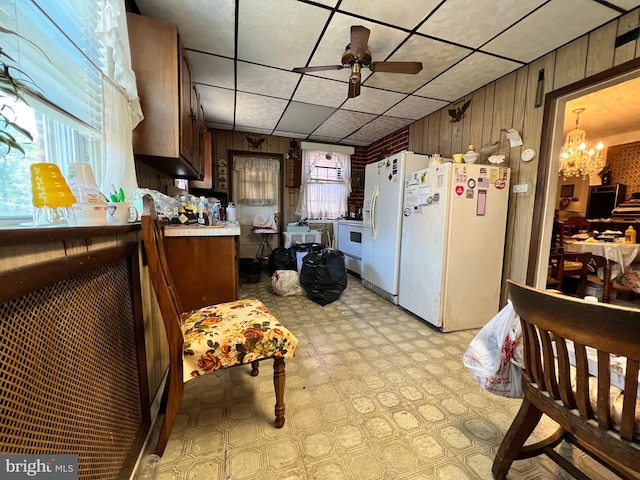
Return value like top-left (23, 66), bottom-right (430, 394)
top-left (134, 0), bottom-right (640, 147)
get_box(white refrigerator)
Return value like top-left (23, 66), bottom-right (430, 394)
top-left (361, 151), bottom-right (430, 304)
top-left (398, 162), bottom-right (511, 332)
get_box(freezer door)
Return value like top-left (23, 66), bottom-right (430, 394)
top-left (398, 165), bottom-right (451, 327)
top-left (361, 156), bottom-right (404, 297)
top-left (441, 164), bottom-right (511, 331)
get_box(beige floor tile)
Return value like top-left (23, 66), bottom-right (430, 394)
top-left (142, 271), bottom-right (621, 479)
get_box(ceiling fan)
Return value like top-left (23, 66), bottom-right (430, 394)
top-left (292, 25), bottom-right (422, 99)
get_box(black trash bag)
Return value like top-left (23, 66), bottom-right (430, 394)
top-left (292, 243), bottom-right (325, 272)
top-left (268, 247), bottom-right (297, 274)
top-left (300, 249), bottom-right (347, 306)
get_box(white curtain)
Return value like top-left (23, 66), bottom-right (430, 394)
top-left (296, 150), bottom-right (351, 219)
top-left (233, 157), bottom-right (280, 206)
top-left (96, 0), bottom-right (143, 201)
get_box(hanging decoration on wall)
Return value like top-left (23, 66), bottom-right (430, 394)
top-left (246, 134), bottom-right (266, 149)
top-left (287, 139), bottom-right (299, 160)
top-left (448, 99), bottom-right (471, 123)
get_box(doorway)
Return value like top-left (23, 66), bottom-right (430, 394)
top-left (528, 59), bottom-right (640, 290)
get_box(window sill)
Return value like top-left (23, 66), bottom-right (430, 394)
top-left (0, 223), bottom-right (140, 246)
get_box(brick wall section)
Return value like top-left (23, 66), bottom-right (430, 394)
top-left (348, 126), bottom-right (410, 212)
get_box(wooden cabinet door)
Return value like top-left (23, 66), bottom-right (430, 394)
top-left (179, 40), bottom-right (193, 165)
top-left (190, 129), bottom-right (213, 189)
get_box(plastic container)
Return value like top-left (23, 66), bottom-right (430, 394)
top-left (624, 225), bottom-right (636, 244)
top-left (225, 202), bottom-right (236, 222)
top-left (284, 230), bottom-right (322, 248)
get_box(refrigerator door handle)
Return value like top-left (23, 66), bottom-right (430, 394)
top-left (371, 185), bottom-right (378, 240)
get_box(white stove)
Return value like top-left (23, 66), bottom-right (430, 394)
top-left (336, 219), bottom-right (363, 275)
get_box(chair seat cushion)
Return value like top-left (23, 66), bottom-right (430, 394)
top-left (181, 298), bottom-right (298, 381)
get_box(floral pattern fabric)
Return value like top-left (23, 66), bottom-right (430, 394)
top-left (617, 264), bottom-right (640, 294)
top-left (181, 298), bottom-right (298, 382)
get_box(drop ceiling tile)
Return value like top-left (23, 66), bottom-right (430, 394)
top-left (302, 12), bottom-right (410, 83)
top-left (341, 86), bottom-right (406, 115)
top-left (346, 116), bottom-right (413, 143)
top-left (293, 76), bottom-right (351, 108)
top-left (237, 63), bottom-right (300, 99)
top-left (233, 126), bottom-right (274, 135)
top-left (136, 0), bottom-right (235, 56)
top-left (313, 110), bottom-right (377, 138)
top-left (235, 92), bottom-right (288, 130)
top-left (189, 51), bottom-right (234, 90)
top-left (415, 53), bottom-right (521, 102)
top-left (206, 122), bottom-right (232, 130)
top-left (339, 0), bottom-right (441, 30)
top-left (364, 35), bottom-right (471, 93)
top-left (272, 131), bottom-right (309, 139)
top-left (306, 135), bottom-right (344, 143)
top-left (340, 139), bottom-right (370, 147)
top-left (606, 0), bottom-right (640, 8)
top-left (199, 85), bottom-right (235, 125)
top-left (385, 95), bottom-right (448, 120)
top-left (276, 102), bottom-right (337, 134)
top-left (418, 0), bottom-right (546, 49)
top-left (482, 0), bottom-right (619, 63)
top-left (238, 0), bottom-right (330, 70)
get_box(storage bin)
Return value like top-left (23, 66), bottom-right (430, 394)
top-left (286, 223), bottom-right (310, 233)
top-left (585, 281), bottom-right (617, 302)
top-left (284, 230), bottom-right (322, 248)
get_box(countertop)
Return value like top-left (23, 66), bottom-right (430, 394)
top-left (164, 222), bottom-right (241, 237)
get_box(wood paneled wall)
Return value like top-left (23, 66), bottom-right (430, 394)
top-left (408, 9), bottom-right (640, 295)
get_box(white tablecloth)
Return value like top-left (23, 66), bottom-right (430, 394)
top-left (564, 241), bottom-right (640, 280)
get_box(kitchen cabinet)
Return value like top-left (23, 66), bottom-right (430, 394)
top-left (190, 129), bottom-right (213, 189)
top-left (163, 225), bottom-right (240, 311)
top-left (127, 12), bottom-right (203, 179)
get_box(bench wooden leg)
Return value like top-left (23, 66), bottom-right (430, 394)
top-left (492, 397), bottom-right (543, 479)
top-left (251, 360), bottom-right (260, 377)
top-left (154, 367), bottom-right (184, 457)
top-left (273, 357), bottom-right (286, 428)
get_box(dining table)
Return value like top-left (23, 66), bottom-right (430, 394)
top-left (564, 240), bottom-right (640, 302)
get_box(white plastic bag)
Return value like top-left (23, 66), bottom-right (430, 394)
top-left (271, 270), bottom-right (304, 296)
top-left (462, 300), bottom-right (523, 398)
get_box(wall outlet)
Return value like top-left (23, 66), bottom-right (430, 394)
top-left (513, 183), bottom-right (528, 193)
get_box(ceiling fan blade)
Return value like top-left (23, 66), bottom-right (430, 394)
top-left (292, 65), bottom-right (344, 73)
top-left (348, 79), bottom-right (361, 99)
top-left (350, 25), bottom-right (370, 59)
top-left (370, 61), bottom-right (423, 74)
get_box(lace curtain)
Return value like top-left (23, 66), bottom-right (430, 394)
top-left (233, 157), bottom-right (280, 206)
top-left (96, 0), bottom-right (143, 200)
top-left (296, 150), bottom-right (351, 220)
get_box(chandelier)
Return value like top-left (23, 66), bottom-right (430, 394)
top-left (559, 108), bottom-right (604, 179)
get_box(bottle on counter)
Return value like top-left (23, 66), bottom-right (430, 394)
top-left (625, 225), bottom-right (636, 243)
top-left (226, 201), bottom-right (236, 222)
top-left (211, 202), bottom-right (220, 223)
top-left (197, 196), bottom-right (209, 225)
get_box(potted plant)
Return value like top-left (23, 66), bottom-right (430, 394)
top-left (0, 26), bottom-right (47, 156)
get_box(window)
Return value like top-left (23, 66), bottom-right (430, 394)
top-left (0, 0), bottom-right (140, 222)
top-left (296, 149), bottom-right (351, 220)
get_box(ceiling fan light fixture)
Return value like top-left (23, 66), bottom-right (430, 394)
top-left (350, 63), bottom-right (361, 84)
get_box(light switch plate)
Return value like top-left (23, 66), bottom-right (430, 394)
top-left (513, 183), bottom-right (528, 193)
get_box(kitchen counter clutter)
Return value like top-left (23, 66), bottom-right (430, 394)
top-left (162, 222), bottom-right (240, 312)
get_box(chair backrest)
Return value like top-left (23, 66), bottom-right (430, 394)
top-left (560, 216), bottom-right (591, 241)
top-left (547, 252), bottom-right (564, 286)
top-left (507, 280), bottom-right (640, 469)
top-left (141, 195), bottom-right (185, 356)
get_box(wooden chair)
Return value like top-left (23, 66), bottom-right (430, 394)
top-left (562, 252), bottom-right (592, 298)
top-left (546, 252), bottom-right (592, 297)
top-left (559, 216), bottom-right (591, 244)
top-left (141, 195), bottom-right (298, 456)
top-left (492, 280), bottom-right (640, 480)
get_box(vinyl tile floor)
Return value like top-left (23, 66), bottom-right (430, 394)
top-left (145, 272), bottom-right (621, 480)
